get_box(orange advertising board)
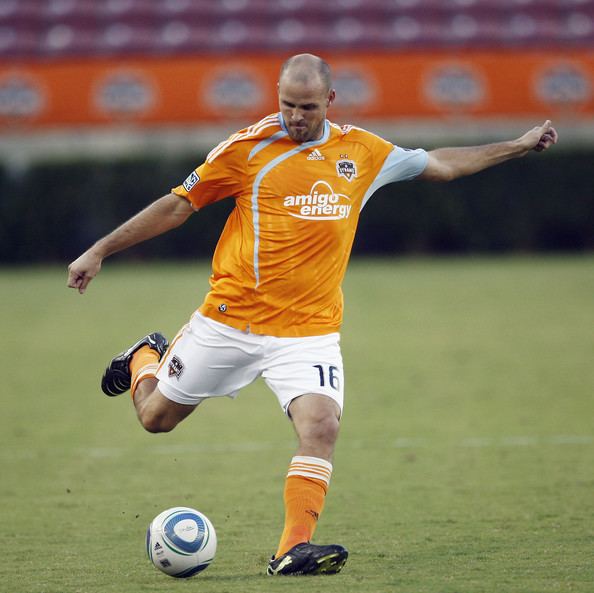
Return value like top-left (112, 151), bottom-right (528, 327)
top-left (0, 51), bottom-right (592, 128)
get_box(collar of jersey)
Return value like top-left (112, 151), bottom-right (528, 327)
top-left (277, 113), bottom-right (330, 147)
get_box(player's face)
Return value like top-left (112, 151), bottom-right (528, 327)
top-left (278, 78), bottom-right (335, 143)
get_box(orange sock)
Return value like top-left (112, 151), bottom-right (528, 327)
top-left (130, 345), bottom-right (160, 399)
top-left (275, 456), bottom-right (333, 558)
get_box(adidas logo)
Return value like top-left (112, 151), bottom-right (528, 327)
top-left (307, 149), bottom-right (325, 161)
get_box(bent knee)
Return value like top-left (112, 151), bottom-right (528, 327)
top-left (135, 390), bottom-right (195, 433)
top-left (138, 411), bottom-right (175, 434)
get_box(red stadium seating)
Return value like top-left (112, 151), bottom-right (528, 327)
top-left (0, 0), bottom-right (592, 59)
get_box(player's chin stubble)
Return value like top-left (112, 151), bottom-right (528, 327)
top-left (289, 123), bottom-right (322, 143)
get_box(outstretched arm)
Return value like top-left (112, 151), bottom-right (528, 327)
top-left (67, 192), bottom-right (194, 294)
top-left (420, 120), bottom-right (558, 182)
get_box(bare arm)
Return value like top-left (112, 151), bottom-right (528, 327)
top-left (67, 192), bottom-right (194, 294)
top-left (420, 120), bottom-right (558, 182)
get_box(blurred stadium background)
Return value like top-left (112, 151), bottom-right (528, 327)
top-left (0, 0), bottom-right (593, 262)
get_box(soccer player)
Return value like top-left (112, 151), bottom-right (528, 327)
top-left (67, 53), bottom-right (558, 576)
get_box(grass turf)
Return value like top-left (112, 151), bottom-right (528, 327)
top-left (1, 256), bottom-right (593, 593)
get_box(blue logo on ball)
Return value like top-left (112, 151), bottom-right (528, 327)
top-left (163, 511), bottom-right (206, 554)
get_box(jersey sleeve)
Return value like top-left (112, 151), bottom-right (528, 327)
top-left (360, 145), bottom-right (428, 209)
top-left (171, 141), bottom-right (246, 210)
top-left (375, 146), bottom-right (428, 184)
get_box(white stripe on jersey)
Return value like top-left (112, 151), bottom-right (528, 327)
top-left (206, 114), bottom-right (280, 163)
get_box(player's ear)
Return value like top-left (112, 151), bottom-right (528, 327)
top-left (327, 89), bottom-right (336, 107)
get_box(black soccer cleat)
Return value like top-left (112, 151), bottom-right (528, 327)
top-left (267, 543), bottom-right (348, 576)
top-left (101, 332), bottom-right (169, 397)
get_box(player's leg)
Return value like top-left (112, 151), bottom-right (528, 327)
top-left (263, 335), bottom-right (348, 575)
top-left (102, 313), bottom-right (265, 433)
top-left (280, 393), bottom-right (341, 555)
top-left (131, 378), bottom-right (196, 433)
top-left (289, 392), bottom-right (341, 461)
top-left (267, 393), bottom-right (346, 575)
top-left (101, 331), bottom-right (197, 433)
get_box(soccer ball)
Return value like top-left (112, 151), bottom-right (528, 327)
top-left (146, 506), bottom-right (217, 578)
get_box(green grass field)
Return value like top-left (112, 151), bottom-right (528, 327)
top-left (2, 256), bottom-right (593, 593)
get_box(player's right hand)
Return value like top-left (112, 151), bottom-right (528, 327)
top-left (67, 250), bottom-right (102, 294)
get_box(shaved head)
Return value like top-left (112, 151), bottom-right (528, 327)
top-left (279, 53), bottom-right (332, 93)
top-left (278, 53), bottom-right (335, 142)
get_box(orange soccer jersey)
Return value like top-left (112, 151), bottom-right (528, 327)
top-left (172, 113), bottom-right (424, 337)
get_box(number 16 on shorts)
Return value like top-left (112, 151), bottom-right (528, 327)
top-left (313, 364), bottom-right (340, 391)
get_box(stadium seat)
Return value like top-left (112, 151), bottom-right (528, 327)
top-left (157, 20), bottom-right (192, 49)
top-left (380, 15), bottom-right (442, 47)
top-left (0, 0), bottom-right (37, 21)
top-left (499, 12), bottom-right (548, 45)
top-left (97, 22), bottom-right (156, 55)
top-left (40, 23), bottom-right (98, 56)
top-left (557, 9), bottom-right (594, 43)
top-left (1, 0), bottom-right (594, 58)
top-left (153, 21), bottom-right (218, 54)
top-left (0, 25), bottom-right (38, 58)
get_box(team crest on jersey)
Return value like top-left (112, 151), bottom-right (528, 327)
top-left (168, 355), bottom-right (184, 380)
top-left (182, 171), bottom-right (200, 191)
top-left (336, 159), bottom-right (357, 182)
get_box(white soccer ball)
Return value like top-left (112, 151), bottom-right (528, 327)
top-left (146, 506), bottom-right (217, 578)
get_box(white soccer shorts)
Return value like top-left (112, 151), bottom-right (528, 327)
top-left (155, 312), bottom-right (344, 414)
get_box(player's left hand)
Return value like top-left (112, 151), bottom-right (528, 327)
top-left (532, 120), bottom-right (559, 152)
top-left (517, 120), bottom-right (558, 155)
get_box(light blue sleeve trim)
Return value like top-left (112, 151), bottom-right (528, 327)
top-left (360, 147), bottom-right (428, 210)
